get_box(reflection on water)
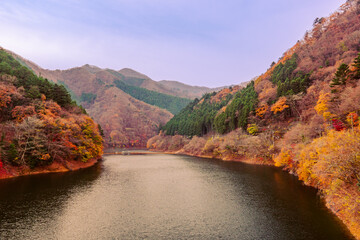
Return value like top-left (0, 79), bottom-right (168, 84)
top-left (0, 154), bottom-right (354, 240)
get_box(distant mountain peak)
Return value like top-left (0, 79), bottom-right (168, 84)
top-left (118, 68), bottom-right (151, 80)
top-left (81, 64), bottom-right (102, 73)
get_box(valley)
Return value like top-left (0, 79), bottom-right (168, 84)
top-left (0, 0), bottom-right (360, 239)
top-left (7, 52), bottom-right (224, 148)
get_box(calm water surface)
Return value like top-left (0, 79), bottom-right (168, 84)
top-left (0, 154), bottom-right (354, 240)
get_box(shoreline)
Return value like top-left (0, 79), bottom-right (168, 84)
top-left (0, 158), bottom-right (100, 180)
top-left (1, 149), bottom-right (357, 239)
top-left (152, 149), bottom-right (274, 166)
top-left (149, 148), bottom-right (358, 240)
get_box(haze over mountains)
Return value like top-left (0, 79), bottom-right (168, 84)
top-left (5, 50), bottom-right (228, 147)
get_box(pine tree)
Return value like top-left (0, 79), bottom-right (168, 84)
top-left (51, 84), bottom-right (72, 108)
top-left (352, 53), bottom-right (360, 79)
top-left (330, 63), bottom-right (349, 87)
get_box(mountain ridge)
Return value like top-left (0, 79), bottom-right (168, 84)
top-left (6, 51), bottom-right (226, 100)
top-left (4, 49), bottom-right (233, 148)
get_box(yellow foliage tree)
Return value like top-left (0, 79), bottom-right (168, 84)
top-left (296, 129), bottom-right (360, 236)
top-left (314, 92), bottom-right (333, 120)
top-left (298, 129), bottom-right (360, 187)
top-left (274, 148), bottom-right (293, 168)
top-left (246, 124), bottom-right (259, 136)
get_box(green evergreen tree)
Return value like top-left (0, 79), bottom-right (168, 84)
top-left (162, 91), bottom-right (232, 137)
top-left (270, 54), bottom-right (311, 97)
top-left (352, 53), bottom-right (360, 79)
top-left (6, 143), bottom-right (18, 164)
top-left (50, 84), bottom-right (72, 108)
top-left (214, 81), bottom-right (258, 134)
top-left (113, 80), bottom-right (191, 114)
top-left (330, 63), bottom-right (349, 87)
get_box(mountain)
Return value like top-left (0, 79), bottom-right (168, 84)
top-left (118, 68), bottom-right (152, 80)
top-left (6, 51), bottom-right (226, 148)
top-left (0, 49), bottom-right (103, 178)
top-left (10, 61), bottom-right (175, 148)
top-left (118, 68), bottom-right (227, 99)
top-left (148, 1), bottom-right (360, 239)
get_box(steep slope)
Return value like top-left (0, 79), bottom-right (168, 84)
top-left (8, 61), bottom-right (174, 148)
top-left (8, 52), bottom-right (226, 147)
top-left (161, 85), bottom-right (244, 136)
top-left (3, 55), bottom-right (176, 146)
top-left (148, 1), bottom-right (360, 239)
top-left (87, 87), bottom-right (172, 148)
top-left (0, 49), bottom-right (103, 178)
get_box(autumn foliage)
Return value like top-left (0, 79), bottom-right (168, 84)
top-left (296, 129), bottom-right (360, 237)
top-left (0, 49), bottom-right (103, 171)
top-left (270, 97), bottom-right (289, 114)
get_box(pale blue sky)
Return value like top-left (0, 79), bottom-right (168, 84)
top-left (0, 0), bottom-right (344, 87)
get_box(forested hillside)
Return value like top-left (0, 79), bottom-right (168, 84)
top-left (113, 79), bottom-right (191, 114)
top-left (0, 49), bottom-right (103, 176)
top-left (148, 1), bottom-right (360, 239)
top-left (6, 54), bottom-right (220, 147)
top-left (4, 59), bottom-right (174, 148)
top-left (162, 86), bottom-right (243, 136)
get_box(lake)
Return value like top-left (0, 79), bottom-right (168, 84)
top-left (0, 153), bottom-right (354, 239)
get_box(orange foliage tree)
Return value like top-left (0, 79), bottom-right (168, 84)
top-left (274, 148), bottom-right (294, 169)
top-left (256, 104), bottom-right (269, 118)
top-left (0, 85), bottom-right (11, 109)
top-left (346, 112), bottom-right (359, 129)
top-left (11, 105), bottom-right (36, 122)
top-left (271, 97), bottom-right (289, 114)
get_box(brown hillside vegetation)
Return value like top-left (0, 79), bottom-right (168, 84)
top-left (87, 87), bottom-right (172, 148)
top-left (148, 1), bottom-right (360, 239)
top-left (4, 59), bottom-right (174, 147)
top-left (6, 54), bottom-right (223, 147)
top-left (41, 66), bottom-right (174, 148)
top-left (118, 68), bottom-right (183, 96)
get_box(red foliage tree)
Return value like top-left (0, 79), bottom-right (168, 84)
top-left (332, 119), bottom-right (345, 131)
top-left (0, 158), bottom-right (5, 175)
